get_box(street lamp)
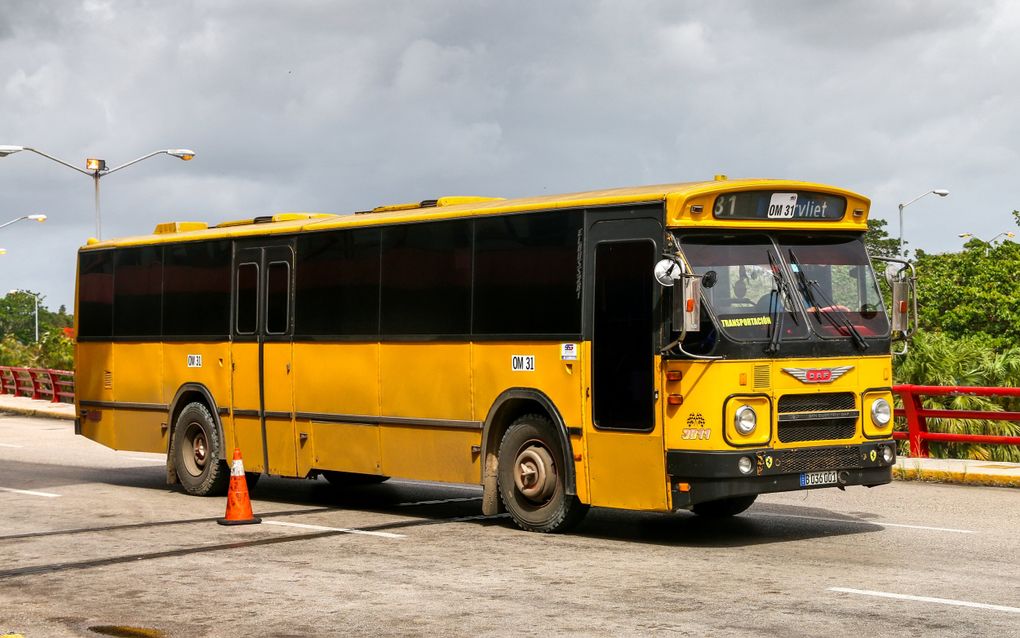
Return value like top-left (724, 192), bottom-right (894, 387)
top-left (8, 289), bottom-right (40, 342)
top-left (0, 145), bottom-right (195, 239)
top-left (898, 188), bottom-right (949, 255)
top-left (959, 232), bottom-right (1015, 254)
top-left (0, 213), bottom-right (46, 231)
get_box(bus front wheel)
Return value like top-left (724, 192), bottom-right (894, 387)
top-left (172, 402), bottom-right (230, 496)
top-left (497, 414), bottom-right (588, 533)
top-left (691, 494), bottom-right (757, 518)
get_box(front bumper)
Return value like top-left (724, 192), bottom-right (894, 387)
top-left (667, 441), bottom-right (896, 509)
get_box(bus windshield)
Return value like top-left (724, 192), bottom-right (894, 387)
top-left (678, 233), bottom-right (888, 344)
top-left (779, 235), bottom-right (889, 339)
top-left (678, 234), bottom-right (807, 342)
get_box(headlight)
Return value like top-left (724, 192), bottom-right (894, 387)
top-left (881, 445), bottom-right (895, 464)
top-left (871, 398), bottom-right (892, 426)
top-left (738, 456), bottom-right (754, 475)
top-left (734, 405), bottom-right (757, 435)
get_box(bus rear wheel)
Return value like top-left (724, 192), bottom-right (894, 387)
top-left (691, 494), bottom-right (757, 518)
top-left (172, 402), bottom-right (230, 496)
top-left (497, 415), bottom-right (588, 533)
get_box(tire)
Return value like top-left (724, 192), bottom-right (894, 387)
top-left (321, 470), bottom-right (390, 486)
top-left (691, 494), bottom-right (757, 518)
top-left (497, 414), bottom-right (588, 533)
top-left (172, 402), bottom-right (230, 496)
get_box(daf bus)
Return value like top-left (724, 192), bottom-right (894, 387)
top-left (74, 177), bottom-right (908, 532)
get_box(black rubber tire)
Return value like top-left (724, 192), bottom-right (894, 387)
top-left (497, 414), bottom-right (588, 533)
top-left (321, 470), bottom-right (390, 486)
top-left (691, 494), bottom-right (757, 518)
top-left (172, 402), bottom-right (230, 496)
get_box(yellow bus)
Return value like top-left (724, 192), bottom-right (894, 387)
top-left (74, 177), bottom-right (906, 532)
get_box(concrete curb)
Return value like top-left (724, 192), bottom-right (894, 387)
top-left (0, 396), bottom-right (75, 421)
top-left (894, 457), bottom-right (1020, 489)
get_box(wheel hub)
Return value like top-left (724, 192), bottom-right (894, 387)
top-left (192, 431), bottom-right (207, 468)
top-left (513, 444), bottom-right (556, 503)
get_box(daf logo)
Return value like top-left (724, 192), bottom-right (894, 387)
top-left (782, 366), bottom-right (853, 384)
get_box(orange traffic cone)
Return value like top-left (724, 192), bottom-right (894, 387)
top-left (217, 448), bottom-right (261, 525)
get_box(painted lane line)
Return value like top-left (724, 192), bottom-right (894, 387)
top-left (830, 588), bottom-right (1020, 614)
top-left (0, 443), bottom-right (24, 448)
top-left (751, 511), bottom-right (975, 534)
top-left (0, 486), bottom-right (60, 498)
top-left (263, 520), bottom-right (405, 539)
top-left (395, 496), bottom-right (482, 507)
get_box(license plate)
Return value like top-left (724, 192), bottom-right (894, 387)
top-left (799, 471), bottom-right (838, 487)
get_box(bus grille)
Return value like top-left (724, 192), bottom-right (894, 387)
top-left (778, 392), bottom-right (855, 413)
top-left (777, 392), bottom-right (858, 443)
top-left (778, 447), bottom-right (862, 473)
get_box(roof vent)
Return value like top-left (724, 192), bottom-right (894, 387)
top-left (364, 196), bottom-right (505, 214)
top-left (153, 221), bottom-right (209, 234)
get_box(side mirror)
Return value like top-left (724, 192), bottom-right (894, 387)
top-left (654, 257), bottom-right (700, 333)
top-left (874, 257), bottom-right (917, 355)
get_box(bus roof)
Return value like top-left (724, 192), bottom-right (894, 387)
top-left (81, 177), bottom-right (871, 250)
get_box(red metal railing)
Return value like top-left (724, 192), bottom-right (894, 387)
top-left (892, 384), bottom-right (1020, 457)
top-left (0, 366), bottom-right (75, 404)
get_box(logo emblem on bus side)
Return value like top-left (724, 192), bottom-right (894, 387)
top-left (781, 366), bottom-right (853, 383)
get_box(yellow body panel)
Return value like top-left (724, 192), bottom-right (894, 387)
top-left (582, 347), bottom-right (669, 511)
top-left (263, 342), bottom-right (297, 476)
top-left (379, 344), bottom-right (472, 420)
top-left (76, 343), bottom-right (116, 448)
top-left (229, 342), bottom-right (265, 472)
top-left (378, 426), bottom-right (481, 484)
top-left (471, 342), bottom-right (582, 424)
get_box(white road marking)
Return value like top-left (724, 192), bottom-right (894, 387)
top-left (830, 587), bottom-right (1020, 614)
top-left (124, 457), bottom-right (166, 463)
top-left (264, 520), bottom-right (405, 539)
top-left (0, 443), bottom-right (23, 448)
top-left (395, 496), bottom-right (482, 507)
top-left (751, 511), bottom-right (975, 534)
top-left (0, 486), bottom-right (60, 498)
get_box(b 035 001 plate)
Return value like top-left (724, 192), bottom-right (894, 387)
top-left (799, 470), bottom-right (838, 487)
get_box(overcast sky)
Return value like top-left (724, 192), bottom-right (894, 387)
top-left (1, 0), bottom-right (1018, 310)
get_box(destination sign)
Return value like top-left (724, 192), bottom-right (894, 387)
top-left (713, 191), bottom-right (846, 221)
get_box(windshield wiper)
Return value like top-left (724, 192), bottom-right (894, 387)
top-left (787, 249), bottom-right (868, 351)
top-left (765, 250), bottom-right (790, 354)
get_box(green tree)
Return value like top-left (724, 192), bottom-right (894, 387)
top-left (894, 332), bottom-right (1020, 462)
top-left (0, 291), bottom-right (74, 370)
top-left (864, 218), bottom-right (903, 258)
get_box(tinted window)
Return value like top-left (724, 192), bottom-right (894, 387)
top-left (381, 221), bottom-right (471, 336)
top-left (474, 211), bottom-right (583, 335)
top-left (163, 240), bottom-right (231, 337)
top-left (113, 246), bottom-right (163, 337)
top-left (236, 263), bottom-right (258, 335)
top-left (266, 261), bottom-right (290, 335)
top-left (295, 229), bottom-right (380, 336)
top-left (77, 250), bottom-right (114, 338)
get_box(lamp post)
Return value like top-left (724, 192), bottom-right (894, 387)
top-left (959, 231), bottom-right (1015, 254)
top-left (0, 145), bottom-right (195, 239)
top-left (0, 213), bottom-right (46, 231)
top-left (8, 289), bottom-right (40, 342)
top-left (898, 189), bottom-right (949, 256)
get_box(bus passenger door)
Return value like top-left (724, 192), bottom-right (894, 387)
top-left (231, 243), bottom-right (297, 477)
top-left (584, 217), bottom-right (668, 511)
top-left (231, 248), bottom-right (265, 472)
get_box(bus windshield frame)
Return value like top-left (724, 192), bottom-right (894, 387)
top-left (676, 231), bottom-right (889, 349)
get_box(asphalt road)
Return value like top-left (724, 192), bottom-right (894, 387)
top-left (0, 413), bottom-right (1018, 638)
